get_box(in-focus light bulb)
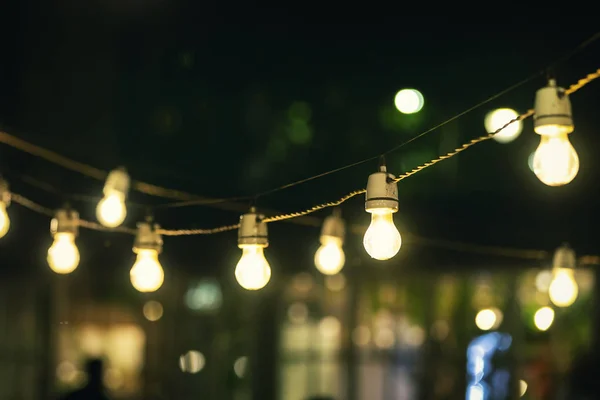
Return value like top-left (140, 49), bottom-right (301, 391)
top-left (315, 236), bottom-right (345, 275)
top-left (235, 245), bottom-right (271, 290)
top-left (532, 133), bottom-right (579, 186)
top-left (130, 249), bottom-right (164, 293)
top-left (96, 191), bottom-right (127, 228)
top-left (47, 232), bottom-right (80, 274)
top-left (0, 202), bottom-right (10, 238)
top-left (548, 268), bottom-right (578, 307)
top-left (363, 210), bottom-right (402, 260)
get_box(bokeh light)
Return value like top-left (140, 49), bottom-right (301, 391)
top-left (394, 89), bottom-right (424, 114)
top-left (475, 308), bottom-right (503, 331)
top-left (142, 300), bottom-right (163, 322)
top-left (534, 306), bottom-right (555, 331)
top-left (179, 350), bottom-right (205, 374)
top-left (485, 108), bottom-right (523, 144)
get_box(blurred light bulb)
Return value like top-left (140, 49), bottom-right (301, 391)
top-left (533, 306), bottom-right (555, 331)
top-left (130, 249), bottom-right (164, 293)
top-left (532, 133), bottom-right (579, 186)
top-left (0, 202), bottom-right (10, 238)
top-left (475, 308), bottom-right (502, 331)
top-left (548, 268), bottom-right (578, 307)
top-left (315, 236), bottom-right (345, 275)
top-left (394, 89), bottom-right (424, 114)
top-left (235, 245), bottom-right (271, 290)
top-left (363, 210), bottom-right (401, 260)
top-left (485, 108), bottom-right (522, 143)
top-left (96, 191), bottom-right (126, 228)
top-left (47, 232), bottom-right (80, 274)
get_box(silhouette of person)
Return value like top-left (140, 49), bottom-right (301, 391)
top-left (60, 358), bottom-right (111, 400)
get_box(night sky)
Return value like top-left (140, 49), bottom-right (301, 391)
top-left (1, 5), bottom-right (599, 284)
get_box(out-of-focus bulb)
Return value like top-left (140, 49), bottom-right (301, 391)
top-left (315, 237), bottom-right (345, 275)
top-left (364, 210), bottom-right (402, 260)
top-left (130, 249), bottom-right (164, 293)
top-left (533, 306), bottom-right (555, 331)
top-left (0, 202), bottom-right (9, 238)
top-left (235, 245), bottom-right (271, 290)
top-left (548, 268), bottom-right (578, 307)
top-left (97, 191), bottom-right (127, 228)
top-left (485, 108), bottom-right (523, 144)
top-left (532, 133), bottom-right (579, 186)
top-left (47, 232), bottom-right (80, 274)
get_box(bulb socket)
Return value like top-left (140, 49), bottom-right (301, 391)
top-left (534, 79), bottom-right (574, 135)
top-left (0, 179), bottom-right (10, 206)
top-left (553, 243), bottom-right (576, 270)
top-left (104, 167), bottom-right (130, 198)
top-left (134, 222), bottom-right (163, 253)
top-left (238, 212), bottom-right (268, 247)
top-left (51, 209), bottom-right (79, 237)
top-left (365, 167), bottom-right (399, 212)
top-left (320, 214), bottom-right (345, 243)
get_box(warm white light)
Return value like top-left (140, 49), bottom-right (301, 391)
top-left (532, 133), bottom-right (579, 186)
top-left (533, 306), bottom-right (555, 331)
top-left (130, 249), bottom-right (164, 293)
top-left (235, 245), bottom-right (271, 290)
top-left (485, 108), bottom-right (523, 143)
top-left (394, 89), bottom-right (424, 114)
top-left (548, 268), bottom-right (578, 307)
top-left (314, 236), bottom-right (345, 275)
top-left (96, 191), bottom-right (127, 228)
top-left (143, 300), bottom-right (164, 321)
top-left (475, 308), bottom-right (502, 331)
top-left (0, 202), bottom-right (9, 238)
top-left (363, 210), bottom-right (401, 260)
top-left (47, 232), bottom-right (80, 274)
top-left (519, 380), bottom-right (528, 397)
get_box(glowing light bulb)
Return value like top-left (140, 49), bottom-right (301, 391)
top-left (47, 232), bottom-right (80, 274)
top-left (532, 133), bottom-right (579, 186)
top-left (315, 236), bottom-right (345, 275)
top-left (533, 306), bottom-right (555, 331)
top-left (363, 210), bottom-right (401, 260)
top-left (484, 108), bottom-right (522, 144)
top-left (394, 89), bottom-right (424, 114)
top-left (475, 308), bottom-right (502, 331)
top-left (130, 249), bottom-right (164, 293)
top-left (548, 268), bottom-right (578, 307)
top-left (235, 245), bottom-right (271, 290)
top-left (0, 202), bottom-right (10, 238)
top-left (96, 191), bottom-right (127, 228)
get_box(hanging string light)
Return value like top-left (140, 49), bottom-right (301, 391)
top-left (130, 221), bottom-right (164, 293)
top-left (47, 209), bottom-right (80, 274)
top-left (96, 167), bottom-right (130, 228)
top-left (235, 208), bottom-right (271, 290)
top-left (0, 178), bottom-right (11, 238)
top-left (363, 160), bottom-right (402, 260)
top-left (548, 243), bottom-right (579, 307)
top-left (314, 208), bottom-right (346, 275)
top-left (532, 79), bottom-right (579, 186)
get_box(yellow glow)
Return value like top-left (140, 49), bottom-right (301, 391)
top-left (533, 306), bottom-right (555, 331)
top-left (143, 300), bottom-right (163, 321)
top-left (235, 245), bottom-right (271, 290)
top-left (363, 210), bottom-right (401, 260)
top-left (0, 202), bottom-right (9, 238)
top-left (47, 232), bottom-right (80, 274)
top-left (548, 268), bottom-right (578, 307)
top-left (130, 249), bottom-right (164, 293)
top-left (475, 308), bottom-right (502, 331)
top-left (394, 89), bottom-right (424, 114)
top-left (314, 236), bottom-right (345, 275)
top-left (533, 133), bottom-right (579, 186)
top-left (519, 380), bottom-right (528, 397)
top-left (96, 191), bottom-right (127, 228)
top-left (485, 108), bottom-right (523, 143)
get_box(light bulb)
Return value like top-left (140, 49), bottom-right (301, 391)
top-left (548, 268), bottom-right (578, 307)
top-left (315, 236), bottom-right (345, 275)
top-left (130, 249), bottom-right (164, 293)
top-left (363, 210), bottom-right (401, 260)
top-left (96, 191), bottom-right (127, 228)
top-left (0, 202), bottom-right (10, 238)
top-left (47, 232), bottom-right (80, 274)
top-left (235, 245), bottom-right (271, 290)
top-left (532, 133), bottom-right (579, 186)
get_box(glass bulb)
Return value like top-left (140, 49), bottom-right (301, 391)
top-left (0, 202), bottom-right (10, 238)
top-left (235, 245), bottom-right (271, 290)
top-left (315, 236), bottom-right (345, 275)
top-left (96, 191), bottom-right (127, 228)
top-left (533, 133), bottom-right (579, 186)
top-left (130, 249), bottom-right (164, 293)
top-left (47, 232), bottom-right (80, 274)
top-left (363, 210), bottom-right (402, 260)
top-left (548, 268), bottom-right (578, 307)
